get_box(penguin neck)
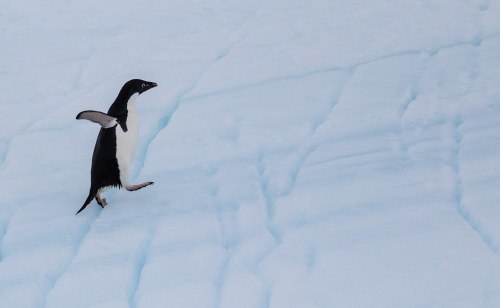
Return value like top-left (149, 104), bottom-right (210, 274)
top-left (127, 93), bottom-right (138, 106)
top-left (108, 91), bottom-right (139, 117)
top-left (127, 93), bottom-right (138, 120)
top-left (126, 93), bottom-right (139, 129)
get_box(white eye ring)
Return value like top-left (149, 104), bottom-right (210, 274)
top-left (142, 83), bottom-right (145, 88)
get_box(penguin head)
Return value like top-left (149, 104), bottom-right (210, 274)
top-left (123, 79), bottom-right (158, 95)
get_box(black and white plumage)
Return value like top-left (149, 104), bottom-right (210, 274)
top-left (75, 79), bottom-right (157, 214)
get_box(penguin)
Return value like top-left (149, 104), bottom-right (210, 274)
top-left (75, 79), bottom-right (157, 214)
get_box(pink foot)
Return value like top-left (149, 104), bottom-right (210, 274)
top-left (126, 182), bottom-right (154, 191)
top-left (96, 194), bottom-right (108, 207)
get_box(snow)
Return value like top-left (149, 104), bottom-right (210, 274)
top-left (1, 0), bottom-right (500, 307)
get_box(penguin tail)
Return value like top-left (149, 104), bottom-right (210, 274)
top-left (76, 188), bottom-right (97, 215)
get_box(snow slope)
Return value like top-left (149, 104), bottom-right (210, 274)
top-left (1, 0), bottom-right (500, 307)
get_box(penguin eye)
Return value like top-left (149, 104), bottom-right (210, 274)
top-left (141, 83), bottom-right (145, 88)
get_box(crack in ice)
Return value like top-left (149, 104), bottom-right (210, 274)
top-left (132, 32), bottom-right (248, 181)
top-left (43, 210), bottom-right (101, 307)
top-left (448, 118), bottom-right (500, 255)
top-left (129, 231), bottom-right (156, 308)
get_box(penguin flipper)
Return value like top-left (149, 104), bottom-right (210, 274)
top-left (76, 110), bottom-right (118, 128)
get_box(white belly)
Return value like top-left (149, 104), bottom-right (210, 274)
top-left (115, 94), bottom-right (139, 187)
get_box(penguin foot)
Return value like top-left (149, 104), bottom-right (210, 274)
top-left (95, 194), bottom-right (108, 207)
top-left (126, 182), bottom-right (154, 191)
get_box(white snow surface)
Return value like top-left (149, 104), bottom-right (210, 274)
top-left (1, 0), bottom-right (500, 307)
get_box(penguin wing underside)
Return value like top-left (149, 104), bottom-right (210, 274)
top-left (76, 110), bottom-right (118, 128)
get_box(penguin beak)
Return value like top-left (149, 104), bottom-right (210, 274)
top-left (150, 82), bottom-right (158, 88)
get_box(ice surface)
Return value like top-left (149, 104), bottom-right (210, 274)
top-left (1, 0), bottom-right (500, 307)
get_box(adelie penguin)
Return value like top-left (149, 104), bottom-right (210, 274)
top-left (75, 79), bottom-right (157, 214)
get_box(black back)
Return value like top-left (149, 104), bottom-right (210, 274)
top-left (91, 126), bottom-right (121, 190)
top-left (77, 126), bottom-right (121, 214)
